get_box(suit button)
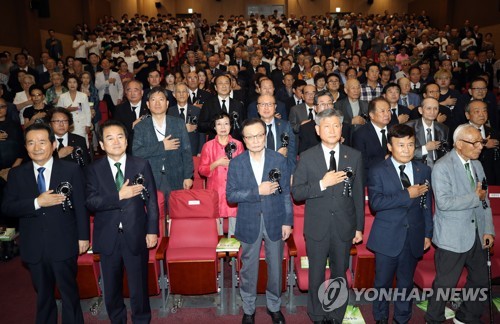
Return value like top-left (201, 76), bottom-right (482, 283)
top-left (471, 219), bottom-right (475, 223)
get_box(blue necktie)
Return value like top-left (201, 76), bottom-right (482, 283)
top-left (37, 167), bottom-right (46, 194)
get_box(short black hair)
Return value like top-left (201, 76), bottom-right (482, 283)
top-left (387, 124), bottom-right (415, 143)
top-left (368, 97), bottom-right (390, 114)
top-left (241, 118), bottom-right (266, 135)
top-left (99, 119), bottom-right (128, 141)
top-left (382, 82), bottom-right (401, 94)
top-left (29, 84), bottom-right (45, 96)
top-left (46, 107), bottom-right (74, 126)
top-left (25, 122), bottom-right (55, 144)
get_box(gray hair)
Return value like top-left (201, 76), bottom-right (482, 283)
top-left (453, 123), bottom-right (480, 144)
top-left (314, 90), bottom-right (334, 105)
top-left (315, 108), bottom-right (344, 125)
top-left (465, 99), bottom-right (487, 113)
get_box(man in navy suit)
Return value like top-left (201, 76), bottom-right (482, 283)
top-left (86, 119), bottom-right (158, 324)
top-left (167, 82), bottom-right (205, 156)
top-left (47, 107), bottom-right (91, 166)
top-left (2, 123), bottom-right (89, 324)
top-left (257, 94), bottom-right (296, 172)
top-left (114, 80), bottom-right (150, 152)
top-left (247, 78), bottom-right (288, 121)
top-left (185, 71), bottom-right (213, 107)
top-left (227, 118), bottom-right (293, 324)
top-left (367, 124), bottom-right (432, 324)
top-left (292, 109), bottom-right (364, 323)
top-left (352, 97), bottom-right (392, 180)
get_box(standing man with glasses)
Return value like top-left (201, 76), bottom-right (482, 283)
top-left (86, 119), bottom-right (158, 323)
top-left (47, 107), bottom-right (91, 166)
top-left (455, 78), bottom-right (498, 131)
top-left (2, 123), bottom-right (89, 324)
top-left (425, 124), bottom-right (495, 323)
top-left (227, 118), bottom-right (293, 324)
top-left (292, 109), bottom-right (364, 323)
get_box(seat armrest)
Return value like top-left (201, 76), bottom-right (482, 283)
top-left (286, 235), bottom-right (297, 257)
top-left (156, 237), bottom-right (168, 261)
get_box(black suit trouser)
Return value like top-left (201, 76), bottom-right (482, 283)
top-left (28, 255), bottom-right (83, 324)
top-left (100, 232), bottom-right (151, 324)
top-left (425, 234), bottom-right (488, 323)
top-left (306, 231), bottom-right (351, 322)
top-left (102, 94), bottom-right (116, 119)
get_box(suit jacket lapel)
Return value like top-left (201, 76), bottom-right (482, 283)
top-left (242, 151), bottom-right (259, 187)
top-left (385, 158), bottom-right (404, 189)
top-left (412, 161), bottom-right (422, 186)
top-left (416, 119), bottom-right (426, 148)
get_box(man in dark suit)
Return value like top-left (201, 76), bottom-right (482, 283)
top-left (292, 109), bottom-right (364, 323)
top-left (186, 71), bottom-right (213, 107)
top-left (47, 107), bottom-right (91, 166)
top-left (284, 79), bottom-right (307, 118)
top-left (247, 79), bottom-right (288, 121)
top-left (114, 80), bottom-right (150, 153)
top-left (86, 120), bottom-right (158, 323)
top-left (2, 123), bottom-right (89, 324)
top-left (467, 50), bottom-right (494, 86)
top-left (167, 83), bottom-right (205, 156)
top-left (132, 86), bottom-right (193, 201)
top-left (352, 97), bottom-right (392, 179)
top-left (465, 99), bottom-right (500, 184)
top-left (142, 70), bottom-right (176, 107)
top-left (8, 53), bottom-right (39, 93)
top-left (298, 91), bottom-right (351, 153)
top-left (257, 94), bottom-right (296, 172)
top-left (382, 83), bottom-right (411, 127)
top-left (199, 74), bottom-right (244, 141)
top-left (367, 124), bottom-right (432, 324)
top-left (425, 124), bottom-right (495, 323)
top-left (227, 118), bottom-right (293, 324)
top-left (208, 54), bottom-right (226, 77)
top-left (405, 98), bottom-right (449, 167)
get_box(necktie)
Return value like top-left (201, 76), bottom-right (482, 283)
top-left (267, 124), bottom-right (275, 151)
top-left (57, 138), bottom-right (64, 151)
top-left (391, 108), bottom-right (397, 120)
top-left (179, 108), bottom-right (186, 123)
top-left (114, 162), bottom-right (124, 191)
top-left (191, 92), bottom-right (196, 104)
top-left (426, 128), bottom-right (435, 161)
top-left (308, 108), bottom-right (314, 120)
top-left (381, 129), bottom-right (388, 153)
top-left (328, 150), bottom-right (336, 172)
top-left (399, 165), bottom-right (411, 188)
top-left (221, 99), bottom-right (227, 113)
top-left (412, 84), bottom-right (416, 90)
top-left (37, 167), bottom-right (46, 194)
top-left (481, 64), bottom-right (485, 72)
top-left (297, 99), bottom-right (301, 105)
top-left (402, 96), bottom-right (408, 107)
top-left (464, 162), bottom-right (475, 189)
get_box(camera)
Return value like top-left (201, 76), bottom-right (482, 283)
top-left (225, 142), bottom-right (237, 159)
top-left (56, 182), bottom-right (73, 211)
top-left (132, 173), bottom-right (150, 201)
top-left (268, 168), bottom-right (282, 194)
top-left (420, 180), bottom-right (430, 209)
top-left (71, 146), bottom-right (85, 167)
top-left (438, 140), bottom-right (450, 153)
top-left (280, 132), bottom-right (289, 148)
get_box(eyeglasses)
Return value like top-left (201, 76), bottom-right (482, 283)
top-left (471, 87), bottom-right (487, 91)
top-left (460, 139), bottom-right (487, 148)
top-left (317, 102), bottom-right (334, 108)
top-left (258, 102), bottom-right (276, 107)
top-left (51, 120), bottom-right (69, 124)
top-left (243, 133), bottom-right (265, 141)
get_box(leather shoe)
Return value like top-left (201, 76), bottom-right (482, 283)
top-left (242, 312), bottom-right (255, 324)
top-left (376, 320), bottom-right (389, 324)
top-left (266, 308), bottom-right (285, 324)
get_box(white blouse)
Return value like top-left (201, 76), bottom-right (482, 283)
top-left (57, 91), bottom-right (91, 146)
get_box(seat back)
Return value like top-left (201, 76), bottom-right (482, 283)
top-left (192, 156), bottom-right (206, 189)
top-left (292, 199), bottom-right (306, 257)
top-left (488, 185), bottom-right (500, 216)
top-left (168, 189), bottom-right (219, 249)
